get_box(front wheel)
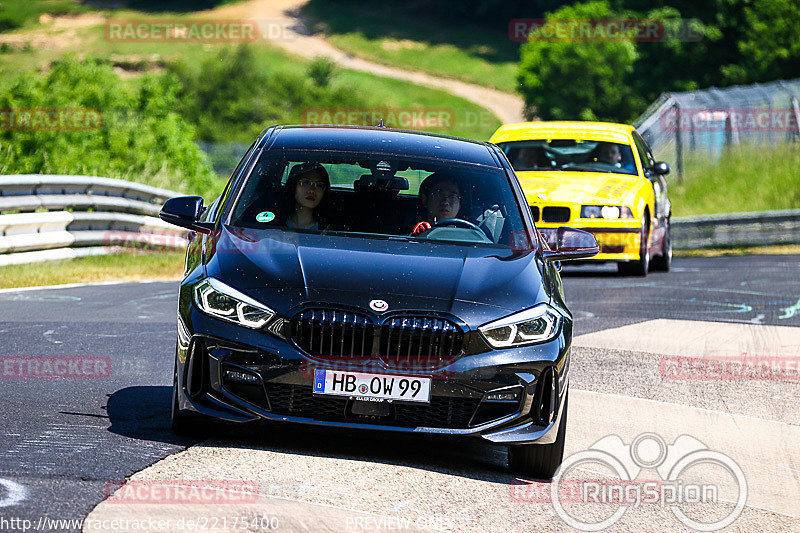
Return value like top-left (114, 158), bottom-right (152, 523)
top-left (508, 391), bottom-right (568, 479)
top-left (617, 215), bottom-right (649, 276)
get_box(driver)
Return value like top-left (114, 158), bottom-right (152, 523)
top-left (596, 142), bottom-right (622, 165)
top-left (410, 173), bottom-right (462, 236)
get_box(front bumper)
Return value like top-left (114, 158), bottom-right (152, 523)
top-left (175, 304), bottom-right (571, 445)
top-left (538, 220), bottom-right (642, 261)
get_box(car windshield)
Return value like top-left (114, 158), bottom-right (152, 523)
top-left (228, 150), bottom-right (531, 250)
top-left (497, 139), bottom-right (638, 176)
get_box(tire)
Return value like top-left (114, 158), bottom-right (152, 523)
top-left (617, 214), bottom-right (649, 276)
top-left (650, 219), bottom-right (672, 272)
top-left (508, 391), bottom-right (568, 479)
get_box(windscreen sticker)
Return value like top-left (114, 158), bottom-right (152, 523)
top-left (256, 211), bottom-right (275, 223)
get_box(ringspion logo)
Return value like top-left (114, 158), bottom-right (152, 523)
top-left (511, 433), bottom-right (747, 531)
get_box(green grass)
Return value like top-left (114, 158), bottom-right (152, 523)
top-left (0, 0), bottom-right (85, 32)
top-left (0, 12), bottom-right (500, 141)
top-left (0, 251), bottom-right (184, 289)
top-left (669, 143), bottom-right (800, 216)
top-left (302, 0), bottom-right (520, 93)
top-left (675, 244), bottom-right (800, 257)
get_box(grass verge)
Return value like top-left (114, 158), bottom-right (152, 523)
top-left (302, 0), bottom-right (519, 93)
top-left (0, 252), bottom-right (184, 289)
top-left (674, 244), bottom-right (800, 257)
top-left (0, 0), bottom-right (85, 33)
top-left (670, 142), bottom-right (800, 216)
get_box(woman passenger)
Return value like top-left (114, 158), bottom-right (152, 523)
top-left (280, 162), bottom-right (330, 230)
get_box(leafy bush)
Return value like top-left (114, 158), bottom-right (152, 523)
top-left (0, 56), bottom-right (221, 198)
top-left (307, 57), bottom-right (335, 87)
top-left (168, 45), bottom-right (372, 143)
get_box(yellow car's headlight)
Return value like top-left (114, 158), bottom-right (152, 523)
top-left (581, 205), bottom-right (634, 219)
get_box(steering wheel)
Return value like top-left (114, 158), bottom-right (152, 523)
top-left (432, 218), bottom-right (493, 241)
top-left (432, 218), bottom-right (482, 231)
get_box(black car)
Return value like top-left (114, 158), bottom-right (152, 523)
top-left (160, 125), bottom-right (598, 478)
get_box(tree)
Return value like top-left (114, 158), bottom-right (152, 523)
top-left (517, 0), bottom-right (639, 122)
top-left (729, 0), bottom-right (800, 83)
top-left (0, 56), bottom-right (218, 196)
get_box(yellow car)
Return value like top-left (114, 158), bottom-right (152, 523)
top-left (490, 121), bottom-right (672, 275)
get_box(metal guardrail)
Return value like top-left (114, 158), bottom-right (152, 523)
top-left (2, 175), bottom-right (796, 264)
top-left (0, 175), bottom-right (189, 266)
top-left (672, 209), bottom-right (800, 249)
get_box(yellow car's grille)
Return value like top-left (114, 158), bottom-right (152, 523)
top-left (542, 206), bottom-right (571, 223)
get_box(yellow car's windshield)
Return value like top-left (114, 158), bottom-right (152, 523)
top-left (498, 139), bottom-right (638, 176)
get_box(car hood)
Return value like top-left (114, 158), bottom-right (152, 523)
top-left (204, 227), bottom-right (548, 321)
top-left (517, 170), bottom-right (641, 205)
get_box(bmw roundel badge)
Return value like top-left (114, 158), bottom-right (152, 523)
top-left (369, 299), bottom-right (389, 312)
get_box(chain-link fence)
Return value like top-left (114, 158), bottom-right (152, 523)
top-left (634, 78), bottom-right (800, 179)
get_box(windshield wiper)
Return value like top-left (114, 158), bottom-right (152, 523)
top-left (515, 166), bottom-right (563, 171)
top-left (561, 165), bottom-right (615, 173)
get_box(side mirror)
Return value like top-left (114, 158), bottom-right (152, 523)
top-left (159, 196), bottom-right (215, 234)
top-left (542, 227), bottom-right (599, 262)
top-left (650, 161), bottom-right (670, 175)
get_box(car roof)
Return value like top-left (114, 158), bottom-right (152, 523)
top-left (489, 121), bottom-right (635, 144)
top-left (261, 125), bottom-right (500, 167)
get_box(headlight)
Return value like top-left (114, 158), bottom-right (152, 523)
top-left (581, 205), bottom-right (634, 219)
top-left (478, 304), bottom-right (563, 348)
top-left (193, 278), bottom-right (275, 329)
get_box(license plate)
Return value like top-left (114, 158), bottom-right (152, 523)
top-left (313, 369), bottom-right (431, 403)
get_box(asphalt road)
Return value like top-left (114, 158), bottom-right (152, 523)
top-left (0, 255), bottom-right (798, 532)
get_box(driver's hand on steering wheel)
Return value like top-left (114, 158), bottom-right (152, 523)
top-left (410, 221), bottom-right (431, 236)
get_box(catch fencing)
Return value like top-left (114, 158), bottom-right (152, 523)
top-left (634, 78), bottom-right (800, 178)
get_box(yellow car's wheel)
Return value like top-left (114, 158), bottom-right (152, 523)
top-left (651, 219), bottom-right (672, 272)
top-left (618, 214), bottom-right (649, 276)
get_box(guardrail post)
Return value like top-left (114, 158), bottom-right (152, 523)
top-left (674, 103), bottom-right (684, 181)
